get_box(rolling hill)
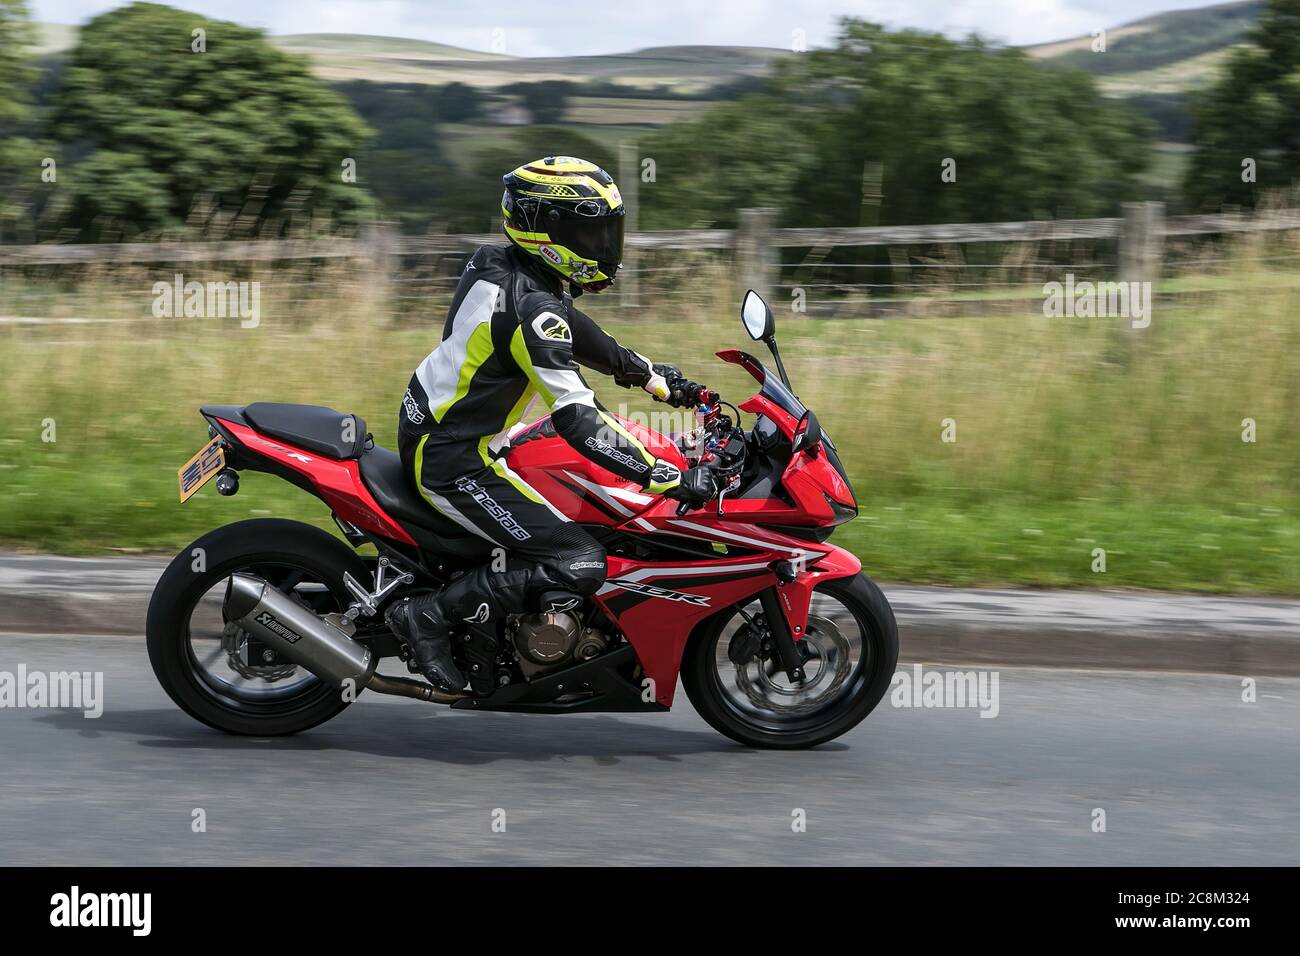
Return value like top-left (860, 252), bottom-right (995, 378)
top-left (271, 38), bottom-right (789, 91)
top-left (1026, 0), bottom-right (1261, 94)
top-left (32, 2), bottom-right (1262, 95)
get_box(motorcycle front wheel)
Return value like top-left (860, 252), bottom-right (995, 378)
top-left (681, 572), bottom-right (898, 749)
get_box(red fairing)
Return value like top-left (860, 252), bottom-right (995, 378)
top-left (505, 413), bottom-right (686, 525)
top-left (595, 510), bottom-right (861, 706)
top-left (218, 419), bottom-right (417, 546)
top-left (500, 367), bottom-right (862, 705)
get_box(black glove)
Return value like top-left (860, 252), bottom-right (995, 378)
top-left (653, 364), bottom-right (706, 408)
top-left (663, 464), bottom-right (719, 505)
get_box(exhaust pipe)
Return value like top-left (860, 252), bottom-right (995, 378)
top-left (223, 573), bottom-right (463, 703)
top-left (224, 573), bottom-right (375, 690)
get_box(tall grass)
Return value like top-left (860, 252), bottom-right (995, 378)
top-left (1, 239), bottom-right (1297, 592)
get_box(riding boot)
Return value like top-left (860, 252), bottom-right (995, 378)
top-left (385, 565), bottom-right (535, 692)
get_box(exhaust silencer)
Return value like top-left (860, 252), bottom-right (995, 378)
top-left (224, 573), bottom-right (375, 690)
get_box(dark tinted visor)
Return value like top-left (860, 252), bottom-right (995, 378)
top-left (548, 207), bottom-right (625, 264)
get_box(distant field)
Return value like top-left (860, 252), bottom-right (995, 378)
top-left (565, 96), bottom-right (714, 126)
top-left (1096, 46), bottom-right (1243, 95)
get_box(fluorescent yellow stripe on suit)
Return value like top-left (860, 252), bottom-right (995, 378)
top-left (434, 321), bottom-right (495, 422)
top-left (409, 435), bottom-right (497, 542)
top-left (476, 434), bottom-right (569, 521)
top-left (596, 410), bottom-right (655, 467)
top-left (510, 326), bottom-right (657, 470)
top-left (510, 326), bottom-right (557, 406)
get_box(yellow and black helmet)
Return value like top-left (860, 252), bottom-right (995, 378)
top-left (501, 156), bottom-right (625, 293)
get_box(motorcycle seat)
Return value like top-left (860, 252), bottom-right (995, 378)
top-left (358, 446), bottom-right (495, 562)
top-left (242, 403), bottom-right (369, 460)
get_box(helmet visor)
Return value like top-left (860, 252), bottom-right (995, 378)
top-left (548, 207), bottom-right (625, 266)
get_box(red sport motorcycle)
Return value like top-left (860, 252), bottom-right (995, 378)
top-left (147, 291), bottom-right (898, 748)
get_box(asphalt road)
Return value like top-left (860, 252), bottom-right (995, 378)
top-left (1, 631), bottom-right (1297, 865)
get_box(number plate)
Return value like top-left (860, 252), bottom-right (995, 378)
top-left (177, 438), bottom-right (225, 502)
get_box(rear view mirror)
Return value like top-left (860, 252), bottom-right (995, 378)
top-left (791, 410), bottom-right (821, 457)
top-left (741, 289), bottom-right (774, 342)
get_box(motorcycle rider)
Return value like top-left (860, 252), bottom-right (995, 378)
top-left (387, 156), bottom-right (719, 692)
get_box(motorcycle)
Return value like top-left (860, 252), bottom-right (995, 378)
top-left (147, 291), bottom-right (898, 748)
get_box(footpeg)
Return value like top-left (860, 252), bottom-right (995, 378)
top-left (343, 556), bottom-right (414, 623)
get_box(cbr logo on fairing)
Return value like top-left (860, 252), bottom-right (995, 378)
top-left (606, 579), bottom-right (710, 606)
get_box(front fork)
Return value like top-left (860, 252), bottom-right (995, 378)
top-left (757, 587), bottom-right (804, 681)
top-left (758, 552), bottom-right (857, 681)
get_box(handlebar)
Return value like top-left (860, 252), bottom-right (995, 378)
top-left (671, 410), bottom-right (746, 514)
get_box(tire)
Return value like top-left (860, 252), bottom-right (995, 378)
top-left (681, 572), bottom-right (898, 749)
top-left (146, 518), bottom-right (370, 736)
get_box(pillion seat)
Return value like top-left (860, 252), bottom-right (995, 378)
top-left (241, 403), bottom-right (369, 460)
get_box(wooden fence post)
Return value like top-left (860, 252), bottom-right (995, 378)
top-left (736, 207), bottom-right (777, 308)
top-left (618, 143), bottom-right (639, 311)
top-left (1120, 201), bottom-right (1164, 287)
top-left (360, 221), bottom-right (398, 315)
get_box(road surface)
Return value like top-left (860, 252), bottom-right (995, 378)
top-left (1, 631), bottom-right (1296, 865)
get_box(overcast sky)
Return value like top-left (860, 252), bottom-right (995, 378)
top-left (33, 0), bottom-right (1240, 56)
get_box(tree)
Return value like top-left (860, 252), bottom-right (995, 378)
top-left (0, 0), bottom-right (37, 225)
top-left (439, 127), bottom-right (615, 233)
top-left (1185, 0), bottom-right (1300, 210)
top-left (635, 97), bottom-right (801, 229)
top-left (506, 81), bottom-right (573, 125)
top-left (50, 2), bottom-right (375, 239)
top-left (639, 20), bottom-right (1152, 229)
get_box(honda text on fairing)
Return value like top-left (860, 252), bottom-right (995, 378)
top-left (147, 292), bottom-right (898, 748)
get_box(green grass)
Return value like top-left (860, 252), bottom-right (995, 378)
top-left (1, 246), bottom-right (1298, 594)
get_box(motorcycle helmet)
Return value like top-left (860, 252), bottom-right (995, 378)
top-left (501, 156), bottom-right (625, 293)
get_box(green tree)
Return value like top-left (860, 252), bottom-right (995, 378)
top-left (50, 2), bottom-right (375, 239)
top-left (1185, 0), bottom-right (1300, 210)
top-left (0, 0), bottom-right (37, 225)
top-left (506, 81), bottom-right (573, 125)
top-left (639, 20), bottom-right (1151, 229)
top-left (439, 126), bottom-right (615, 233)
top-left (634, 96), bottom-right (802, 229)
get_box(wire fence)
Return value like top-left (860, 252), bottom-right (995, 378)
top-left (4, 204), bottom-right (1300, 325)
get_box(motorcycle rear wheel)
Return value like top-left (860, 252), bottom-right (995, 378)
top-left (681, 572), bottom-right (898, 749)
top-left (146, 518), bottom-right (370, 736)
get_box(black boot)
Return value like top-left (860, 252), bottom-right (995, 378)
top-left (385, 566), bottom-right (535, 692)
top-left (384, 595), bottom-right (464, 692)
